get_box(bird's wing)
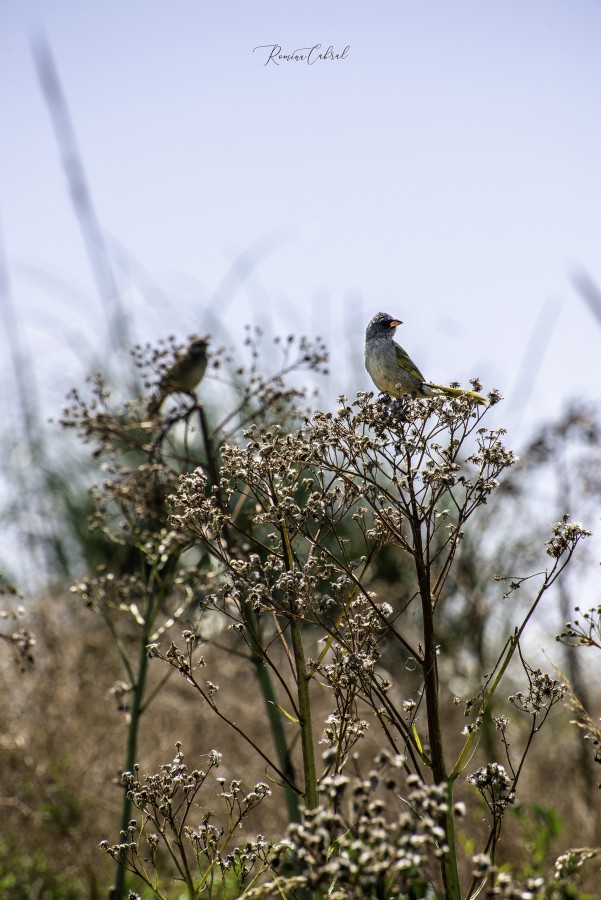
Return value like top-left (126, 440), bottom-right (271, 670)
top-left (394, 342), bottom-right (426, 383)
top-left (163, 354), bottom-right (189, 386)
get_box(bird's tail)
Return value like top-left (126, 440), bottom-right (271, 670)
top-left (427, 384), bottom-right (487, 406)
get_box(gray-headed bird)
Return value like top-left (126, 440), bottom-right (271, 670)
top-left (365, 312), bottom-right (486, 405)
top-left (147, 337), bottom-right (209, 416)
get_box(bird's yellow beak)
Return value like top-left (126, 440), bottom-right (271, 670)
top-left (390, 319), bottom-right (402, 327)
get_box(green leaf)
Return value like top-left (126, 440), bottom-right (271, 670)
top-left (268, 701), bottom-right (299, 724)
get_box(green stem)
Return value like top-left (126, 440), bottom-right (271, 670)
top-left (245, 604), bottom-right (301, 823)
top-left (444, 781), bottom-right (461, 898)
top-left (112, 592), bottom-right (153, 900)
top-left (290, 618), bottom-right (318, 809)
top-left (199, 405), bottom-right (299, 820)
top-left (451, 632), bottom-right (517, 782)
top-left (277, 516), bottom-right (318, 811)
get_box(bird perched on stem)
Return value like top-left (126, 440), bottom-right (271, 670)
top-left (364, 312), bottom-right (486, 405)
top-left (147, 337), bottom-right (209, 416)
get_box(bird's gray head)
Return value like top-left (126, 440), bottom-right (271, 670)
top-left (365, 312), bottom-right (403, 342)
top-left (189, 338), bottom-right (209, 357)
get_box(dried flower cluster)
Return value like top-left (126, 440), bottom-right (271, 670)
top-left (100, 744), bottom-right (273, 897)
top-left (468, 762), bottom-right (515, 817)
top-left (558, 603), bottom-right (601, 650)
top-left (509, 668), bottom-right (566, 717)
top-left (545, 515), bottom-right (591, 559)
top-left (245, 761), bottom-right (451, 899)
top-left (0, 601), bottom-right (35, 672)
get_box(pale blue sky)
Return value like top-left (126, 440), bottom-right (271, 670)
top-left (2, 0), bottom-right (601, 433)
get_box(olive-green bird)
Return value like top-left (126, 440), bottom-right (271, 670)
top-left (147, 337), bottom-right (209, 416)
top-left (364, 312), bottom-right (486, 405)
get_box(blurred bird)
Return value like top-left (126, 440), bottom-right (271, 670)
top-left (364, 312), bottom-right (486, 405)
top-left (147, 337), bottom-right (209, 416)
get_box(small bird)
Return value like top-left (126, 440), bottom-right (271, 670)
top-left (364, 312), bottom-right (486, 405)
top-left (147, 337), bottom-right (209, 416)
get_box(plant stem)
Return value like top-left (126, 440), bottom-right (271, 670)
top-left (112, 591), bottom-right (153, 900)
top-left (290, 617), bottom-right (318, 809)
top-left (413, 519), bottom-right (461, 899)
top-left (245, 604), bottom-right (301, 823)
top-left (199, 405), bottom-right (299, 820)
top-left (278, 516), bottom-right (318, 810)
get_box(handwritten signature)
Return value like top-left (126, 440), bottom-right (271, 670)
top-left (253, 44), bottom-right (350, 67)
